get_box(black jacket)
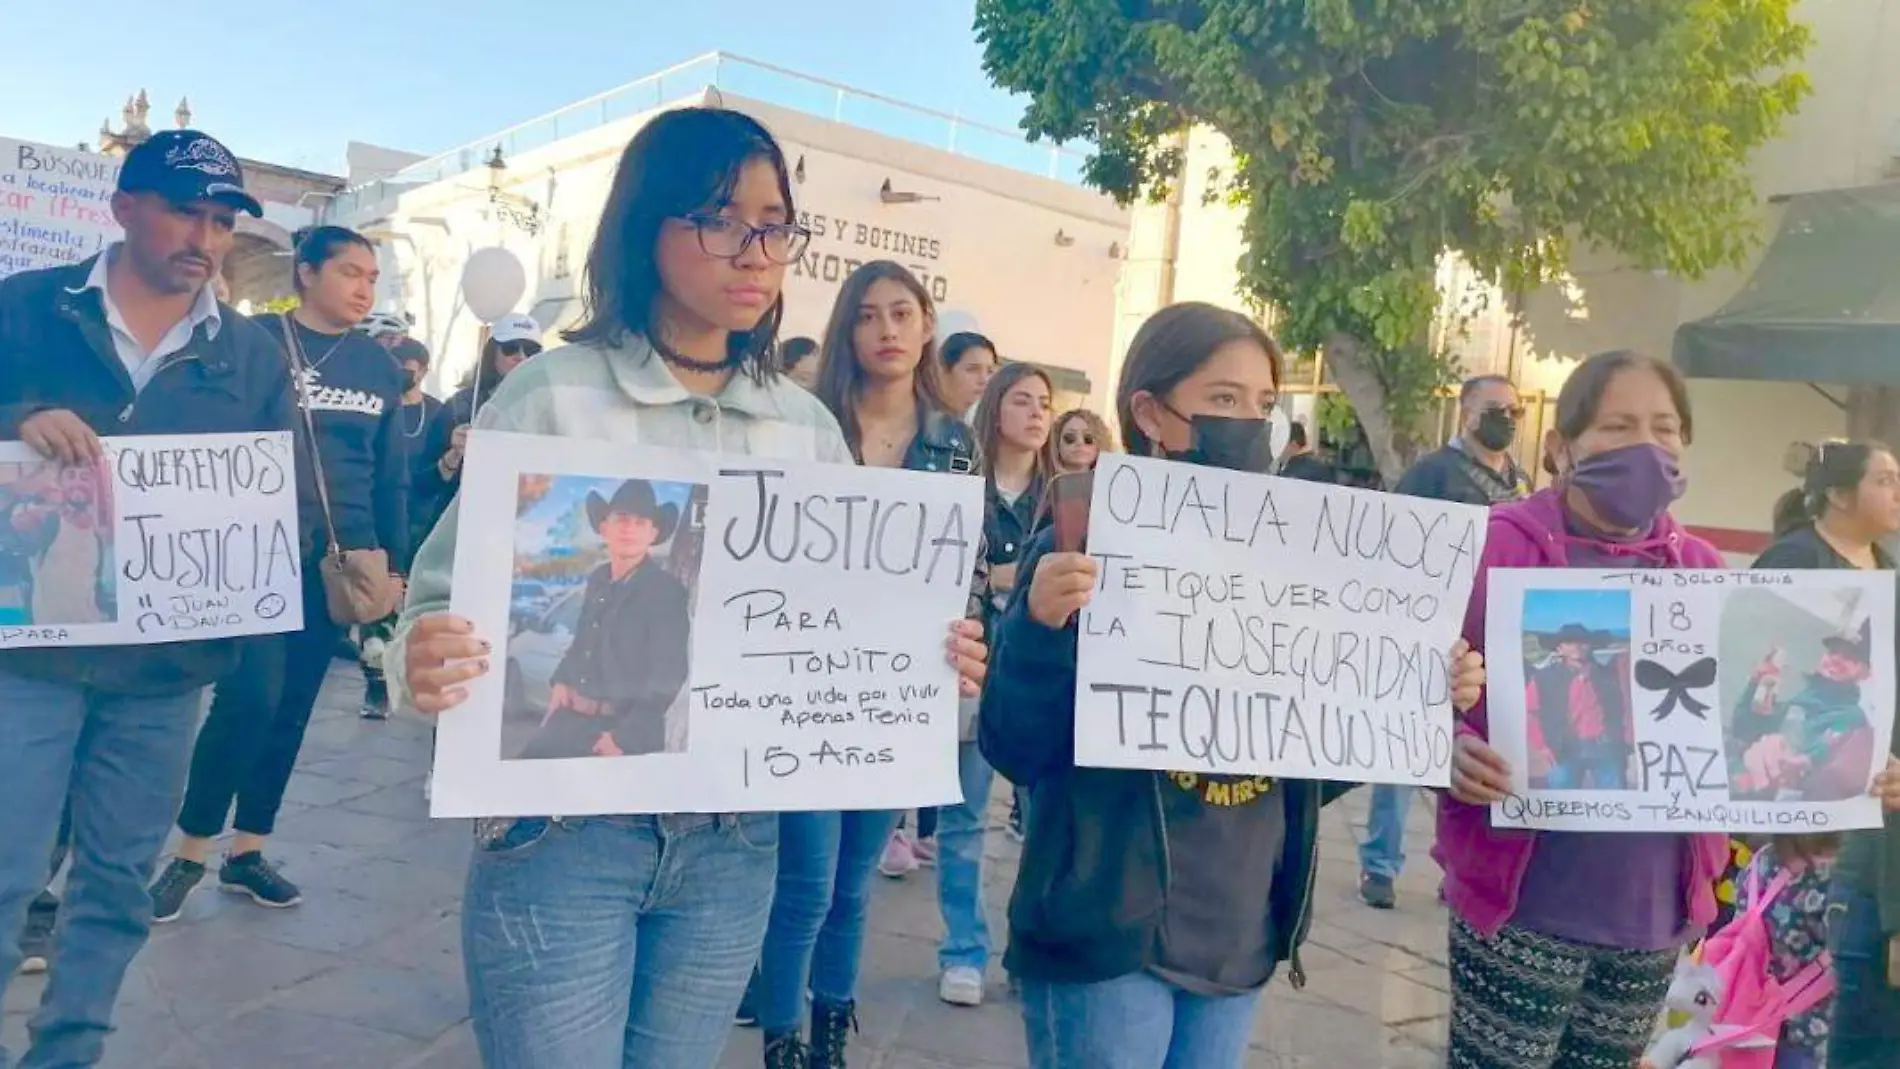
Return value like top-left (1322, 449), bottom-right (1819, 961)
top-left (977, 527), bottom-right (1351, 987)
top-left (0, 258), bottom-right (298, 696)
top-left (1395, 443), bottom-right (1529, 507)
top-left (537, 558), bottom-right (692, 757)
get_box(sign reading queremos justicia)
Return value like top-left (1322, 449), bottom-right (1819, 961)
top-left (793, 209), bottom-right (952, 304)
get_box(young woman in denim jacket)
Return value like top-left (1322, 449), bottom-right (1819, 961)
top-left (393, 109), bottom-right (987, 1069)
top-left (748, 260), bottom-right (982, 1068)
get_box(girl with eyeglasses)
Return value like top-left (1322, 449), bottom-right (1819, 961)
top-left (389, 108), bottom-right (988, 1069)
top-left (1051, 408), bottom-right (1112, 475)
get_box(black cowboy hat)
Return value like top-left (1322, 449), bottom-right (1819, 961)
top-left (585, 479), bottom-right (680, 543)
top-left (1550, 623), bottom-right (1605, 646)
top-left (1823, 618), bottom-right (1873, 664)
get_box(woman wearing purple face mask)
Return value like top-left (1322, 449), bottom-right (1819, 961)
top-left (1436, 350), bottom-right (1733, 1069)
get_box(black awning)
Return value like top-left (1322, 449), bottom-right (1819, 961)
top-left (1672, 183), bottom-right (1900, 385)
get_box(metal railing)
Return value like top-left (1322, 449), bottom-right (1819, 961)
top-left (326, 52), bottom-right (1088, 222)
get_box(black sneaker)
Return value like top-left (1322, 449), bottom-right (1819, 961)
top-left (360, 674), bottom-right (390, 720)
top-left (809, 999), bottom-right (856, 1069)
top-left (149, 858), bottom-right (206, 923)
top-left (763, 1033), bottom-right (808, 1069)
top-left (1359, 871), bottom-right (1397, 910)
top-left (219, 852), bottom-right (302, 909)
top-left (17, 896), bottom-right (56, 973)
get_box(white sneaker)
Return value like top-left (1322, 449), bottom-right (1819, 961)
top-left (939, 965), bottom-right (984, 1007)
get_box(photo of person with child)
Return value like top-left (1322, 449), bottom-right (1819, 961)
top-left (1728, 616), bottom-right (1879, 803)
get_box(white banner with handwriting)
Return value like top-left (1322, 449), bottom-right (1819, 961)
top-left (0, 433), bottom-right (303, 647)
top-left (1072, 454), bottom-right (1488, 787)
top-left (1485, 568), bottom-right (1895, 833)
top-left (433, 431), bottom-right (981, 817)
top-left (1, 138), bottom-right (121, 281)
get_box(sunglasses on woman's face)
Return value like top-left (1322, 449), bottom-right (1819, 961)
top-left (499, 342), bottom-right (542, 359)
top-left (1062, 431), bottom-right (1096, 447)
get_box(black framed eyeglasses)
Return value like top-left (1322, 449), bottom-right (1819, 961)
top-left (681, 214), bottom-right (812, 264)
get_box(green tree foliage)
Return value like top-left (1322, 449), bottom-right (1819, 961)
top-left (255, 295), bottom-right (300, 316)
top-left (976, 0), bottom-right (1810, 480)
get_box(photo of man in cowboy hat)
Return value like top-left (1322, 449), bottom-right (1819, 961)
top-left (1524, 613), bottom-right (1634, 792)
top-left (515, 477), bottom-right (694, 760)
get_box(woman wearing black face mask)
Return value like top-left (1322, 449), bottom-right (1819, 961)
top-left (978, 303), bottom-right (1487, 1069)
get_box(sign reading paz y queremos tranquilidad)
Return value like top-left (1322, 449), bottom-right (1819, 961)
top-left (1485, 567), bottom-right (1896, 833)
top-left (0, 433), bottom-right (303, 647)
top-left (434, 431), bottom-right (983, 818)
top-left (1073, 454), bottom-right (1488, 788)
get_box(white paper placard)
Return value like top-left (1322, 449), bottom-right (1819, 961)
top-left (1, 138), bottom-right (121, 282)
top-left (432, 431), bottom-right (982, 818)
top-left (0, 433), bottom-right (303, 647)
top-left (1485, 568), bottom-right (1895, 833)
top-left (1073, 454), bottom-right (1489, 787)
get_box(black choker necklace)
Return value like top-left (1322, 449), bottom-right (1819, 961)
top-left (653, 336), bottom-right (743, 373)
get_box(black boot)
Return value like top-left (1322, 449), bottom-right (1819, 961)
top-left (809, 999), bottom-right (857, 1069)
top-left (762, 1032), bottom-right (808, 1069)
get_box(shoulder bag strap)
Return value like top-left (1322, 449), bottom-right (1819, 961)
top-left (280, 313), bottom-right (343, 556)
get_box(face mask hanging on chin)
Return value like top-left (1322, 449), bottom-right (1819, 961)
top-left (1163, 414), bottom-right (1278, 474)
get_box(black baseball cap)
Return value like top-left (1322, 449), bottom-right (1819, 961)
top-left (117, 130), bottom-right (264, 217)
top-left (390, 337), bottom-right (431, 366)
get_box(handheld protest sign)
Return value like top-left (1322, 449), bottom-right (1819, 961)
top-left (434, 432), bottom-right (984, 817)
top-left (0, 433), bottom-right (302, 648)
top-left (1071, 453), bottom-right (1487, 787)
top-left (1485, 567), bottom-right (1894, 833)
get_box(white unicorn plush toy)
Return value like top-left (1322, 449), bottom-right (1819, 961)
top-left (1642, 956), bottom-right (1724, 1069)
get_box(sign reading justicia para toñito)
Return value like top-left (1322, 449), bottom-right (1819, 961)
top-left (0, 138), bottom-right (123, 282)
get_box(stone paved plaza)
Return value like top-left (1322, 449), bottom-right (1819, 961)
top-left (4, 662), bottom-right (1455, 1068)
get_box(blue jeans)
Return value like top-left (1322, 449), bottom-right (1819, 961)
top-left (757, 808), bottom-right (899, 1034)
top-left (938, 740), bottom-right (993, 971)
top-left (1358, 783), bottom-right (1411, 880)
top-left (1826, 878), bottom-right (1900, 1068)
top-left (0, 670), bottom-right (202, 1068)
top-left (1545, 741), bottom-right (1627, 790)
top-left (1020, 972), bottom-right (1263, 1069)
top-left (462, 813), bottom-right (779, 1069)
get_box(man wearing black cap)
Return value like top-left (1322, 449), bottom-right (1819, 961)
top-left (0, 130), bottom-right (294, 1064)
top-left (519, 479), bottom-right (692, 760)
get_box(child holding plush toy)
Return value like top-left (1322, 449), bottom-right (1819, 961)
top-left (1736, 837), bottom-right (1837, 1069)
top-left (1642, 835), bottom-right (1839, 1069)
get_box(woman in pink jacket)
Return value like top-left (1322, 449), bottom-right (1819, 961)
top-left (1438, 350), bottom-right (1732, 1069)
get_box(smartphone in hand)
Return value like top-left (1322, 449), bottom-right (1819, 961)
top-left (1051, 470), bottom-right (1094, 554)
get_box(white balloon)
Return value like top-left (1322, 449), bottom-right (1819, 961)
top-left (1269, 405), bottom-right (1293, 463)
top-left (461, 247), bottom-right (527, 324)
